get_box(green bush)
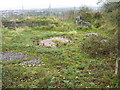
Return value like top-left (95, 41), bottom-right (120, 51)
top-left (80, 34), bottom-right (118, 57)
top-left (76, 26), bottom-right (90, 31)
top-left (93, 12), bottom-right (103, 19)
top-left (78, 7), bottom-right (93, 21)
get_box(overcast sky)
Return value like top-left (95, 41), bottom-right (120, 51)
top-left (0, 0), bottom-right (100, 10)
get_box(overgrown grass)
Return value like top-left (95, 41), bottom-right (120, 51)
top-left (2, 16), bottom-right (119, 88)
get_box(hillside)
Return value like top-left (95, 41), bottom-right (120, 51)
top-left (1, 3), bottom-right (119, 88)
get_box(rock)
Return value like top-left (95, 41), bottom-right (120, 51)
top-left (20, 58), bottom-right (42, 66)
top-left (39, 39), bottom-right (56, 48)
top-left (100, 39), bottom-right (109, 43)
top-left (39, 37), bottom-right (71, 48)
top-left (81, 32), bottom-right (99, 36)
top-left (76, 16), bottom-right (91, 28)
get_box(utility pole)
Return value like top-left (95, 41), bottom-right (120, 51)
top-left (48, 3), bottom-right (51, 17)
top-left (21, 0), bottom-right (24, 18)
top-left (74, 7), bottom-right (76, 17)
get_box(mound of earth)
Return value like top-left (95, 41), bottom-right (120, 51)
top-left (39, 37), bottom-right (71, 48)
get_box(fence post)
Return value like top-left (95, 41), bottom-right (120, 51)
top-left (115, 57), bottom-right (120, 75)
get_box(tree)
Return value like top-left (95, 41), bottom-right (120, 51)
top-left (98, 0), bottom-right (120, 75)
top-left (78, 6), bottom-right (93, 21)
top-left (66, 10), bottom-right (75, 21)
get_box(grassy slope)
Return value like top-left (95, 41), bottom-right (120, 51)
top-left (2, 18), bottom-right (118, 88)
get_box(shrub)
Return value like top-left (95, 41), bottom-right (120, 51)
top-left (78, 7), bottom-right (93, 21)
top-left (93, 12), bottom-right (102, 19)
top-left (76, 26), bottom-right (90, 31)
top-left (34, 25), bottom-right (54, 30)
top-left (80, 34), bottom-right (118, 57)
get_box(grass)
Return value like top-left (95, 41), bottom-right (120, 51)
top-left (1, 17), bottom-right (119, 88)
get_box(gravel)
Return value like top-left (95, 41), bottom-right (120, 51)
top-left (0, 52), bottom-right (42, 66)
top-left (0, 52), bottom-right (30, 61)
top-left (20, 58), bottom-right (42, 66)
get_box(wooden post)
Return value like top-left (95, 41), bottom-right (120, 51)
top-left (115, 57), bottom-right (120, 75)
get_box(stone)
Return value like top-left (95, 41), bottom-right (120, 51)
top-left (20, 58), bottom-right (42, 66)
top-left (100, 39), bottom-right (109, 43)
top-left (76, 16), bottom-right (91, 28)
top-left (81, 32), bottom-right (99, 36)
top-left (39, 37), bottom-right (71, 48)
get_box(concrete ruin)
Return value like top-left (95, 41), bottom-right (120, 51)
top-left (2, 21), bottom-right (58, 29)
top-left (76, 16), bottom-right (91, 28)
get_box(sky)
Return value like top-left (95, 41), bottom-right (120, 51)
top-left (0, 0), bottom-right (101, 10)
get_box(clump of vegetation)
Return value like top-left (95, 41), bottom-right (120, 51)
top-left (80, 34), bottom-right (118, 57)
top-left (2, 17), bottom-right (60, 29)
top-left (52, 39), bottom-right (70, 48)
top-left (14, 17), bottom-right (59, 24)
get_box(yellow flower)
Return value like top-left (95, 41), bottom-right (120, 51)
top-left (26, 44), bottom-right (29, 46)
top-left (88, 72), bottom-right (91, 74)
top-left (76, 76), bottom-right (78, 78)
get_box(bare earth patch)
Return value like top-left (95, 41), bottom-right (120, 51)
top-left (39, 37), bottom-right (71, 48)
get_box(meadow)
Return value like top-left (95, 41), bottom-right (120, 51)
top-left (2, 1), bottom-right (120, 87)
top-left (1, 14), bottom-right (119, 88)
